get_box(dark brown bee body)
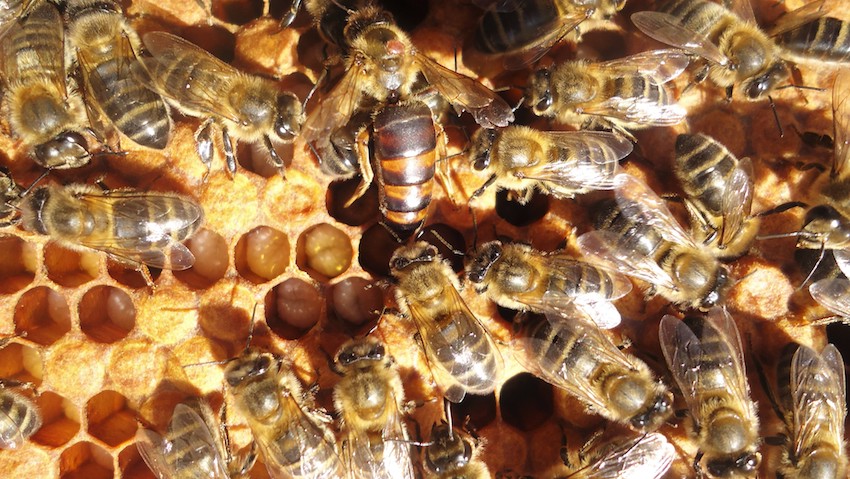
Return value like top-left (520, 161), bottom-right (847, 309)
top-left (777, 16), bottom-right (850, 63)
top-left (675, 134), bottom-right (736, 214)
top-left (474, 0), bottom-right (561, 54)
top-left (65, 0), bottom-right (171, 149)
top-left (373, 101), bottom-right (437, 233)
top-left (423, 423), bottom-right (489, 478)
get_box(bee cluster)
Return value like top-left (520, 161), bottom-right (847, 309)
top-left (0, 0), bottom-right (848, 478)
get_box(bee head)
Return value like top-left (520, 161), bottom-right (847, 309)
top-left (390, 242), bottom-right (438, 273)
top-left (527, 68), bottom-right (553, 114)
top-left (706, 451), bottom-right (761, 478)
top-left (466, 241), bottom-right (503, 285)
top-left (336, 337), bottom-right (386, 368)
top-left (34, 132), bottom-right (91, 170)
top-left (630, 389), bottom-right (673, 432)
top-left (224, 351), bottom-right (273, 387)
top-left (274, 92), bottom-right (303, 141)
top-left (743, 61), bottom-right (788, 100)
top-left (799, 205), bottom-right (850, 249)
top-left (471, 128), bottom-right (498, 171)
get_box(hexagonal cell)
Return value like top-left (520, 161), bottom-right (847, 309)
top-left (500, 373), bottom-right (554, 431)
top-left (496, 189), bottom-right (550, 226)
top-left (86, 390), bottom-right (137, 447)
top-left (14, 287), bottom-right (72, 346)
top-left (358, 223), bottom-right (400, 278)
top-left (43, 242), bottom-right (99, 288)
top-left (0, 235), bottom-right (36, 294)
top-left (118, 444), bottom-right (156, 479)
top-left (238, 140), bottom-right (294, 178)
top-left (174, 229), bottom-right (229, 289)
top-left (266, 278), bottom-right (322, 339)
top-left (450, 393), bottom-right (497, 432)
top-left (330, 277), bottom-right (384, 326)
top-left (296, 223), bottom-right (353, 281)
top-left (418, 224), bottom-right (467, 272)
top-left (79, 286), bottom-right (136, 344)
top-left (0, 341), bottom-right (43, 385)
top-left (32, 391), bottom-right (80, 447)
top-left (327, 178), bottom-right (379, 227)
top-left (212, 0), bottom-right (263, 26)
top-left (59, 441), bottom-right (114, 479)
top-left (107, 259), bottom-right (162, 289)
top-left (235, 226), bottom-right (290, 283)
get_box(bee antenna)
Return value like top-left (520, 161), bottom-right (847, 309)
top-left (799, 243), bottom-right (826, 290)
top-left (330, 0), bottom-right (353, 14)
top-left (444, 398), bottom-right (455, 440)
top-left (303, 70), bottom-right (326, 111)
top-left (768, 95), bottom-right (784, 138)
top-left (756, 201), bottom-right (808, 217)
top-left (243, 303), bottom-right (260, 355)
top-left (429, 229), bottom-right (464, 257)
top-left (776, 84), bottom-right (826, 92)
top-left (469, 205), bottom-right (479, 252)
top-left (756, 231), bottom-right (802, 240)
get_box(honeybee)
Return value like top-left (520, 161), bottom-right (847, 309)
top-left (301, 4), bottom-right (514, 151)
top-left (65, 0), bottom-right (171, 150)
top-left (390, 242), bottom-right (502, 403)
top-left (331, 337), bottom-right (416, 479)
top-left (466, 126), bottom-right (633, 204)
top-left (314, 109), bottom-right (372, 179)
top-left (0, 335), bottom-right (41, 450)
top-left (673, 133), bottom-right (760, 259)
top-left (514, 312), bottom-right (673, 432)
top-left (138, 31), bottom-right (304, 177)
top-left (472, 0), bottom-right (628, 70)
top-left (223, 349), bottom-right (345, 479)
top-left (806, 249), bottom-right (850, 324)
top-left (465, 240), bottom-right (633, 329)
top-left (0, 2), bottom-right (93, 170)
top-left (631, 0), bottom-right (789, 101)
top-left (1, 182), bottom-right (203, 282)
top-left (774, 343), bottom-right (847, 479)
top-left (136, 398), bottom-right (252, 479)
top-left (771, 0), bottom-right (850, 64)
top-left (344, 99), bottom-right (448, 236)
top-left (577, 174), bottom-right (731, 310)
top-left (525, 49), bottom-right (689, 138)
top-left (558, 432), bottom-right (676, 479)
top-left (423, 422), bottom-right (491, 479)
top-left (659, 309), bottom-right (761, 478)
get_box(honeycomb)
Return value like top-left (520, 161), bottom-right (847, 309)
top-left (0, 0), bottom-right (848, 477)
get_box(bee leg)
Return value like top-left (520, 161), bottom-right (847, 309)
top-left (263, 134), bottom-right (286, 179)
top-left (222, 127), bottom-right (237, 177)
top-left (693, 450), bottom-right (706, 477)
top-left (558, 423), bottom-right (573, 469)
top-left (280, 0), bottom-right (303, 28)
top-left (344, 128), bottom-right (374, 208)
top-left (434, 123), bottom-right (460, 208)
top-left (195, 119), bottom-right (216, 181)
top-left (138, 264), bottom-right (156, 290)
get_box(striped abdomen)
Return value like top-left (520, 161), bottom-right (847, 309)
top-left (474, 0), bottom-right (561, 54)
top-left (3, 3), bottom-right (64, 83)
top-left (430, 307), bottom-right (500, 397)
top-left (777, 17), bottom-right (850, 63)
top-left (594, 199), bottom-right (669, 261)
top-left (373, 102), bottom-right (437, 232)
top-left (0, 390), bottom-right (41, 449)
top-left (656, 0), bottom-right (729, 40)
top-left (602, 74), bottom-right (670, 112)
top-left (267, 398), bottom-right (344, 478)
top-left (548, 261), bottom-right (621, 299)
top-left (675, 133), bottom-right (736, 214)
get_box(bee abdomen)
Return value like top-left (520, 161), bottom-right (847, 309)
top-left (0, 392), bottom-right (41, 442)
top-left (777, 17), bottom-right (850, 62)
top-left (676, 134), bottom-right (734, 213)
top-left (474, 0), bottom-right (560, 54)
top-left (657, 0), bottom-right (725, 36)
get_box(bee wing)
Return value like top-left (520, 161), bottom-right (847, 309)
top-left (502, 10), bottom-right (590, 70)
top-left (136, 429), bottom-right (179, 479)
top-left (139, 32), bottom-right (246, 125)
top-left (658, 314), bottom-right (710, 425)
top-left (809, 277), bottom-right (850, 319)
top-left (163, 403), bottom-right (230, 478)
top-left (631, 11), bottom-right (729, 66)
top-left (73, 191), bottom-right (202, 270)
top-left (415, 54), bottom-right (514, 128)
top-left (525, 131), bottom-right (631, 191)
top-left (514, 312), bottom-right (645, 412)
top-left (598, 49), bottom-right (691, 84)
top-left (613, 174), bottom-right (696, 247)
top-left (832, 68), bottom-right (850, 180)
top-left (723, 0), bottom-right (756, 23)
top-left (301, 66), bottom-right (366, 146)
top-left (576, 230), bottom-right (677, 291)
top-left (407, 286), bottom-right (502, 402)
top-left (719, 157), bottom-right (754, 248)
top-left (0, 393), bottom-right (26, 450)
top-left (0, 3), bottom-right (66, 92)
top-left (574, 433), bottom-right (676, 479)
top-left (582, 93), bottom-right (687, 127)
top-left (833, 249), bottom-right (850, 278)
top-left (379, 394), bottom-right (416, 479)
top-left (769, 0), bottom-right (828, 36)
top-left (821, 344), bottom-right (847, 406)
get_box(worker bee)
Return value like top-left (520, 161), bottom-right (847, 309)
top-left (301, 4), bottom-right (514, 152)
top-left (344, 99), bottom-right (448, 237)
top-left (1, 182), bottom-right (203, 283)
top-left (390, 242), bottom-right (502, 403)
top-left (137, 31), bottom-right (304, 177)
top-left (774, 343), bottom-right (847, 479)
top-left (631, 0), bottom-right (789, 101)
top-left (525, 49), bottom-right (689, 138)
top-left (673, 133), bottom-right (760, 259)
top-left (65, 0), bottom-right (171, 150)
top-left (806, 249), bottom-right (850, 324)
top-left (331, 337), bottom-right (416, 479)
top-left (771, 0), bottom-right (850, 64)
top-left (577, 174), bottom-right (732, 310)
top-left (136, 398), bottom-right (252, 479)
top-left (0, 335), bottom-right (41, 450)
top-left (0, 2), bottom-right (93, 170)
top-left (558, 432), bottom-right (676, 479)
top-left (514, 311), bottom-right (673, 431)
top-left (314, 109), bottom-right (372, 179)
top-left (465, 240), bottom-right (633, 329)
top-left (472, 0), bottom-right (628, 70)
top-left (466, 126), bottom-right (633, 203)
top-left (659, 309), bottom-right (761, 478)
top-left (423, 422), bottom-right (490, 479)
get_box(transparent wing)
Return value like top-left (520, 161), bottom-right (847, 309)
top-left (526, 131), bottom-right (631, 191)
top-left (408, 285), bottom-right (501, 402)
top-left (571, 433), bottom-right (676, 479)
top-left (345, 399), bottom-right (414, 479)
top-left (833, 249), bottom-right (850, 278)
top-left (577, 230), bottom-right (677, 290)
top-left (613, 174), bottom-right (696, 247)
top-left (416, 54), bottom-right (514, 128)
top-left (769, 0), bottom-right (828, 35)
top-left (789, 345), bottom-right (847, 464)
top-left (502, 10), bottom-right (590, 70)
top-left (0, 394), bottom-right (25, 450)
top-left (0, 3), bottom-right (65, 92)
top-left (821, 344), bottom-right (846, 407)
top-left (719, 157), bottom-right (754, 248)
top-left (598, 49), bottom-right (691, 84)
top-left (658, 314), bottom-right (708, 425)
top-left (379, 394), bottom-right (415, 479)
top-left (631, 11), bottom-right (729, 66)
top-left (832, 68), bottom-right (850, 180)
top-left (136, 428), bottom-right (178, 479)
top-left (724, 0), bottom-right (756, 23)
top-left (165, 403), bottom-right (230, 478)
top-left (73, 191), bottom-right (202, 270)
top-left (583, 94), bottom-right (687, 126)
top-left (705, 307), bottom-right (751, 402)
top-left (140, 32), bottom-right (246, 124)
top-left (301, 66), bottom-right (366, 146)
top-left (809, 277), bottom-right (850, 319)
